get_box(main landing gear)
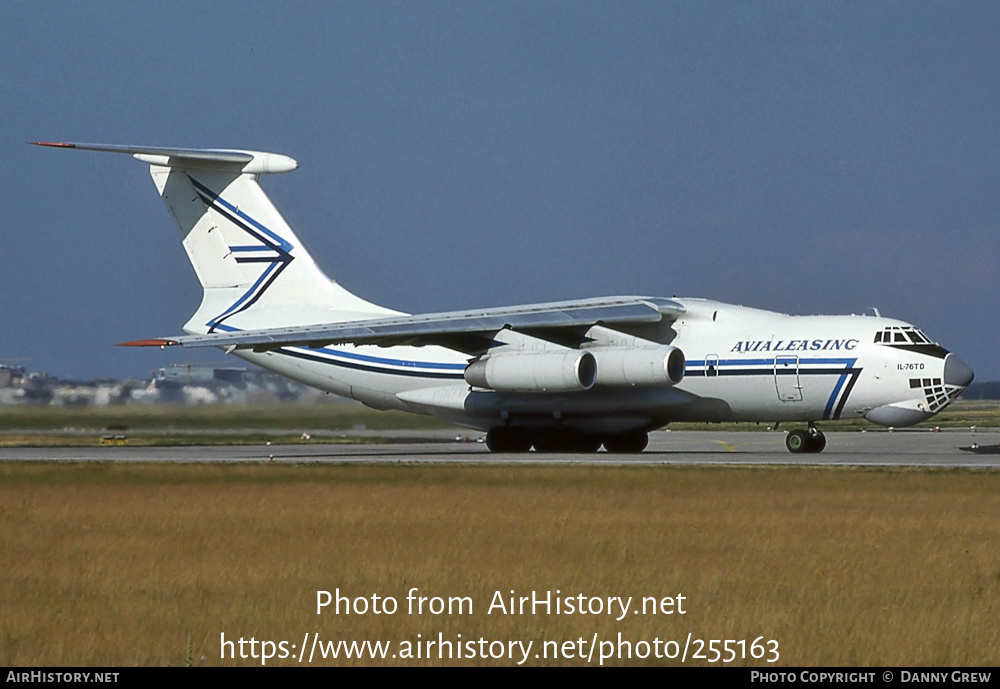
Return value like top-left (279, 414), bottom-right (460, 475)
top-left (485, 428), bottom-right (648, 454)
top-left (785, 424), bottom-right (826, 454)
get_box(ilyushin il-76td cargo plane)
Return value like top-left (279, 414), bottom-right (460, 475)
top-left (34, 142), bottom-right (974, 453)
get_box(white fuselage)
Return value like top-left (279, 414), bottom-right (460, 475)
top-left (225, 298), bottom-right (964, 434)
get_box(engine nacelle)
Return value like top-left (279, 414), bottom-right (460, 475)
top-left (590, 345), bottom-right (685, 387)
top-left (465, 350), bottom-right (597, 392)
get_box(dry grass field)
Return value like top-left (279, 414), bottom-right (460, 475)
top-left (1, 462), bottom-right (998, 666)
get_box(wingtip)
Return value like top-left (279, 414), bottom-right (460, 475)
top-left (28, 141), bottom-right (76, 148)
top-left (116, 338), bottom-right (180, 348)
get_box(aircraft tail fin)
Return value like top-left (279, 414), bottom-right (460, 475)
top-left (32, 142), bottom-right (397, 334)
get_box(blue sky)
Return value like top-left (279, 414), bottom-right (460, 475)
top-left (3, 2), bottom-right (999, 380)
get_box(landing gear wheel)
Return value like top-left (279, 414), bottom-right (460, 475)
top-left (485, 428), bottom-right (532, 453)
top-left (571, 434), bottom-right (602, 453)
top-left (786, 429), bottom-right (810, 453)
top-left (602, 431), bottom-right (649, 453)
top-left (786, 428), bottom-right (827, 453)
top-left (531, 430), bottom-right (601, 453)
top-left (531, 430), bottom-right (561, 453)
top-left (809, 430), bottom-right (826, 453)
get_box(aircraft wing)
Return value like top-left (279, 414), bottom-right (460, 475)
top-left (123, 296), bottom-right (685, 354)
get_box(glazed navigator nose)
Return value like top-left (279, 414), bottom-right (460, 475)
top-left (944, 354), bottom-right (974, 388)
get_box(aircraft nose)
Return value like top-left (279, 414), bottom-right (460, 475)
top-left (944, 354), bottom-right (974, 388)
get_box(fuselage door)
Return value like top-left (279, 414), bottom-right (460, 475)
top-left (705, 354), bottom-right (720, 377)
top-left (774, 356), bottom-right (802, 401)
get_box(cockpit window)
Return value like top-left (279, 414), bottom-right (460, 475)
top-left (874, 326), bottom-right (949, 359)
top-left (874, 326), bottom-right (936, 346)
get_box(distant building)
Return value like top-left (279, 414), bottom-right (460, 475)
top-left (0, 365), bottom-right (26, 388)
top-left (155, 364), bottom-right (247, 385)
top-left (0, 361), bottom-right (350, 406)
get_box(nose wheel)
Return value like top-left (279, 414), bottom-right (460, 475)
top-left (785, 427), bottom-right (826, 453)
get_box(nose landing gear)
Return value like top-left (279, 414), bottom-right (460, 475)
top-left (785, 424), bottom-right (826, 453)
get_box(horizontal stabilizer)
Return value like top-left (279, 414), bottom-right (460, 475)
top-left (30, 141), bottom-right (297, 174)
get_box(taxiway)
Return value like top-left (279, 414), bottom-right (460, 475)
top-left (2, 429), bottom-right (999, 468)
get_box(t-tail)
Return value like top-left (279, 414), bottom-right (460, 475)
top-left (31, 142), bottom-right (397, 335)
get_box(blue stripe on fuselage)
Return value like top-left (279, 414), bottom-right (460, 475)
top-left (212, 324), bottom-right (466, 374)
top-left (685, 357), bottom-right (860, 421)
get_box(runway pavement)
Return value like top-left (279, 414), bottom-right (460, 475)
top-left (2, 429), bottom-right (1000, 468)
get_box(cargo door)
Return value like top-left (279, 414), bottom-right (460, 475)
top-left (774, 356), bottom-right (802, 401)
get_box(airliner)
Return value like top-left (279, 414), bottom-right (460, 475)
top-left (33, 142), bottom-right (974, 453)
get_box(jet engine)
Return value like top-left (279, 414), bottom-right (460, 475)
top-left (464, 350), bottom-right (597, 392)
top-left (590, 345), bottom-right (685, 387)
